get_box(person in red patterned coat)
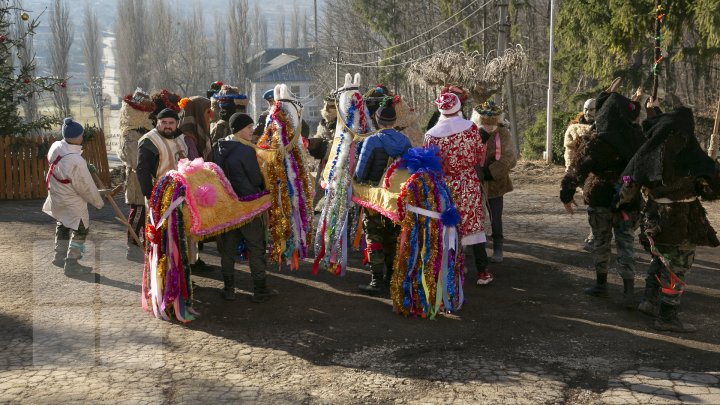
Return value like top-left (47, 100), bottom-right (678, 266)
top-left (424, 91), bottom-right (491, 286)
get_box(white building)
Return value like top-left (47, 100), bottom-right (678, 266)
top-left (247, 48), bottom-right (321, 131)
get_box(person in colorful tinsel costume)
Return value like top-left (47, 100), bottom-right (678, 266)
top-left (142, 155), bottom-right (272, 322)
top-left (424, 91), bottom-right (491, 286)
top-left (355, 98), bottom-right (412, 295)
top-left (618, 101), bottom-right (720, 332)
top-left (119, 88), bottom-right (154, 262)
top-left (256, 84), bottom-right (314, 270)
top-left (390, 146), bottom-right (464, 318)
top-left (314, 73), bottom-right (376, 275)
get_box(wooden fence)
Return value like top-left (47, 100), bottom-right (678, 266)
top-left (0, 130), bottom-right (110, 200)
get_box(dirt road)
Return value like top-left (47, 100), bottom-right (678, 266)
top-left (1, 161), bottom-right (718, 403)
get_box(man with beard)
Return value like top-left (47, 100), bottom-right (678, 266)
top-left (560, 78), bottom-right (646, 308)
top-left (136, 108), bottom-right (188, 200)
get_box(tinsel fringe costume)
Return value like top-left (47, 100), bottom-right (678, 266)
top-left (390, 146), bottom-right (464, 318)
top-left (256, 97), bottom-right (314, 270)
top-left (313, 73), bottom-right (375, 276)
top-left (143, 158), bottom-right (271, 322)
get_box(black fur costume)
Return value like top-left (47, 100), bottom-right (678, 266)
top-left (621, 107), bottom-right (720, 248)
top-left (560, 91), bottom-right (645, 209)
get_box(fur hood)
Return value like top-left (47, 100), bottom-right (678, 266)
top-left (624, 107), bottom-right (718, 185)
top-left (594, 91), bottom-right (644, 161)
top-left (120, 103), bottom-right (152, 133)
top-left (320, 101), bottom-right (337, 123)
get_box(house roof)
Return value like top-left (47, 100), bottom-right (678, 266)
top-left (251, 48), bottom-right (316, 83)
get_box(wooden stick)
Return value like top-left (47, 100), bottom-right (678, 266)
top-left (709, 97), bottom-right (720, 159)
top-left (91, 171), bottom-right (142, 246)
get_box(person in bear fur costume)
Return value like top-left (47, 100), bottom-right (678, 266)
top-left (618, 100), bottom-right (720, 332)
top-left (119, 88), bottom-right (154, 262)
top-left (563, 98), bottom-right (597, 252)
top-left (563, 98), bottom-right (596, 171)
top-left (560, 78), bottom-right (646, 307)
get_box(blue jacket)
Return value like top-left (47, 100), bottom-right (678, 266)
top-left (213, 137), bottom-right (265, 198)
top-left (355, 128), bottom-right (412, 184)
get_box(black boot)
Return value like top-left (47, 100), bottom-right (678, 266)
top-left (222, 274), bottom-right (236, 301)
top-left (383, 261), bottom-right (394, 290)
top-left (191, 258), bottom-right (214, 273)
top-left (252, 279), bottom-right (279, 303)
top-left (126, 244), bottom-right (144, 263)
top-left (584, 273), bottom-right (608, 297)
top-left (637, 285), bottom-right (659, 317)
top-left (463, 245), bottom-right (476, 275)
top-left (64, 258), bottom-right (93, 276)
top-left (490, 240), bottom-right (503, 263)
top-left (358, 272), bottom-right (383, 295)
top-left (52, 251), bottom-right (66, 268)
top-left (622, 278), bottom-right (635, 309)
top-left (654, 302), bottom-right (696, 333)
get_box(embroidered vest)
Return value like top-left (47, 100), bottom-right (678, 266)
top-left (140, 130), bottom-right (188, 178)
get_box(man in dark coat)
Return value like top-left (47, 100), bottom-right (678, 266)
top-left (213, 113), bottom-right (278, 303)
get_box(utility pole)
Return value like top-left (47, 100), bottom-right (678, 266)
top-left (330, 47), bottom-right (343, 89)
top-left (545, 0), bottom-right (556, 164)
top-left (497, 0), bottom-right (519, 154)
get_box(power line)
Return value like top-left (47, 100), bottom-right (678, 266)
top-left (336, 22), bottom-right (499, 69)
top-left (341, 1), bottom-right (494, 68)
top-left (338, 0), bottom-right (494, 57)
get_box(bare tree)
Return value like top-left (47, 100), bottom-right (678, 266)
top-left (147, 0), bottom-right (177, 91)
top-left (81, 3), bottom-right (102, 123)
top-left (289, 6), bottom-right (299, 48)
top-left (258, 16), bottom-right (268, 51)
top-left (228, 0), bottom-right (252, 90)
top-left (213, 15), bottom-right (227, 81)
top-left (48, 0), bottom-right (72, 116)
top-left (173, 7), bottom-right (212, 96)
top-left (301, 10), bottom-right (309, 48)
top-left (250, 3), bottom-right (267, 55)
top-left (114, 0), bottom-right (149, 94)
top-left (277, 14), bottom-right (286, 48)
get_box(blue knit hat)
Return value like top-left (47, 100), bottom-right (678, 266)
top-left (62, 118), bottom-right (84, 139)
top-left (263, 89), bottom-right (274, 101)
